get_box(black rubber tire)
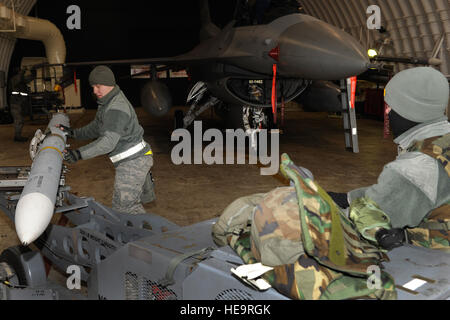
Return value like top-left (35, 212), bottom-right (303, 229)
top-left (0, 246), bottom-right (31, 286)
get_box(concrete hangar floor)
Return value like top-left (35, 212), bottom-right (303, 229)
top-left (0, 103), bottom-right (397, 253)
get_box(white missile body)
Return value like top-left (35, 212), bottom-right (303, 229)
top-left (15, 113), bottom-right (70, 245)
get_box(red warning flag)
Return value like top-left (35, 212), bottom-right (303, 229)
top-left (384, 102), bottom-right (391, 139)
top-left (74, 70), bottom-right (78, 94)
top-left (272, 64), bottom-right (277, 124)
top-left (349, 76), bottom-right (357, 109)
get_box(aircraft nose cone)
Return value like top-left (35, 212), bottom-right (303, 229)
top-left (278, 19), bottom-right (369, 80)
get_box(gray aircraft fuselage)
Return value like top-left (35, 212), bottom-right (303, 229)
top-left (141, 13), bottom-right (369, 113)
top-left (65, 13), bottom-right (369, 114)
top-left (187, 14), bottom-right (368, 80)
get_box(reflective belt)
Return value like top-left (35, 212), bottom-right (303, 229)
top-left (109, 140), bottom-right (149, 163)
top-left (11, 92), bottom-right (28, 96)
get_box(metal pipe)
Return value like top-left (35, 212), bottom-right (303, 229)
top-left (0, 2), bottom-right (66, 66)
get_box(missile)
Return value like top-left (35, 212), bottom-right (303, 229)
top-left (14, 113), bottom-right (70, 245)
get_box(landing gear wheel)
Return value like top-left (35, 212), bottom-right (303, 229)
top-left (0, 246), bottom-right (32, 286)
top-left (174, 110), bottom-right (184, 130)
top-left (243, 106), bottom-right (271, 131)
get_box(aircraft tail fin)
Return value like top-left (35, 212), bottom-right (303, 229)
top-left (199, 0), bottom-right (221, 40)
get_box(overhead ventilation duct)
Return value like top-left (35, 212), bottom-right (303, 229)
top-left (0, 1), bottom-right (66, 73)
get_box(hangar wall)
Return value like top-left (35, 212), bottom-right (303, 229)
top-left (0, 0), bottom-right (36, 110)
top-left (298, 0), bottom-right (450, 77)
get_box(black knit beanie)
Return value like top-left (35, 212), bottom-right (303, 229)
top-left (89, 66), bottom-right (116, 86)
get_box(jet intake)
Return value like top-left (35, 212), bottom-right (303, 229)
top-left (140, 81), bottom-right (173, 117)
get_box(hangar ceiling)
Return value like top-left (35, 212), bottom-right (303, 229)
top-left (298, 0), bottom-right (450, 77)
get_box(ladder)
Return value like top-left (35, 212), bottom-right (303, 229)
top-left (340, 78), bottom-right (359, 153)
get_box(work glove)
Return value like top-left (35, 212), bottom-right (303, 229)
top-left (328, 192), bottom-right (350, 209)
top-left (64, 149), bottom-right (82, 164)
top-left (375, 228), bottom-right (405, 251)
top-left (58, 124), bottom-right (74, 138)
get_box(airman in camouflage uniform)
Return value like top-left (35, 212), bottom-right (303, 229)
top-left (112, 155), bottom-right (154, 214)
top-left (215, 155), bottom-right (397, 300)
top-left (212, 68), bottom-right (449, 300)
top-left (60, 66), bottom-right (155, 214)
top-left (346, 67), bottom-right (450, 250)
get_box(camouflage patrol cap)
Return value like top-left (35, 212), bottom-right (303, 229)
top-left (89, 65), bottom-right (116, 86)
top-left (385, 67), bottom-right (449, 123)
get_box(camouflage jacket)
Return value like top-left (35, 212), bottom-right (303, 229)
top-left (348, 117), bottom-right (450, 229)
top-left (74, 85), bottom-right (151, 164)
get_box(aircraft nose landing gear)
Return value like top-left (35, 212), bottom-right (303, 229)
top-left (180, 82), bottom-right (220, 129)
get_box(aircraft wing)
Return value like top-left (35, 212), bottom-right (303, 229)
top-left (63, 20), bottom-right (250, 69)
top-left (63, 52), bottom-right (250, 69)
